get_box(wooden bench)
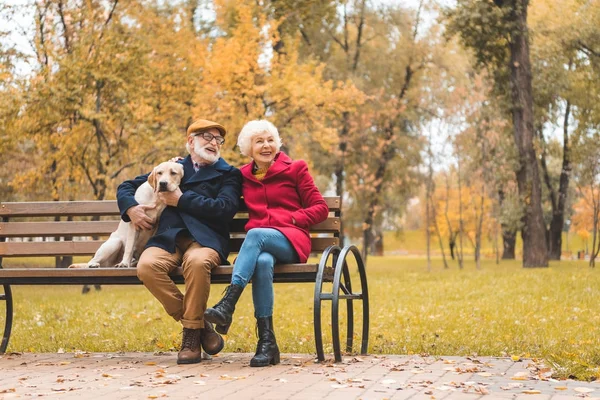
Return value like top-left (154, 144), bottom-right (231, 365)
top-left (0, 197), bottom-right (369, 362)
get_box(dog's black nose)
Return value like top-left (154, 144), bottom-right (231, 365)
top-left (158, 181), bottom-right (169, 192)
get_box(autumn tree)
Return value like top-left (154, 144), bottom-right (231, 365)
top-left (446, 0), bottom-right (548, 267)
top-left (4, 0), bottom-right (362, 207)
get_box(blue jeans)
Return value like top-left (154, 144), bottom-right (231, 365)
top-left (231, 228), bottom-right (299, 317)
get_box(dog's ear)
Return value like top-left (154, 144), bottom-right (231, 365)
top-left (148, 168), bottom-right (158, 192)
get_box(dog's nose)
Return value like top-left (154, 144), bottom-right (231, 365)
top-left (158, 181), bottom-right (169, 192)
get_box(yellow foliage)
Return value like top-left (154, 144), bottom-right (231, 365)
top-left (5, 0), bottom-right (364, 200)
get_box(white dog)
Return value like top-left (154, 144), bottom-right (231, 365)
top-left (70, 161), bottom-right (184, 269)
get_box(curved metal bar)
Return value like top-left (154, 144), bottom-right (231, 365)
top-left (331, 247), bottom-right (350, 363)
top-left (332, 245), bottom-right (370, 359)
top-left (314, 245), bottom-right (341, 362)
top-left (341, 259), bottom-right (354, 353)
top-left (1, 284), bottom-right (13, 354)
top-left (347, 245), bottom-right (370, 355)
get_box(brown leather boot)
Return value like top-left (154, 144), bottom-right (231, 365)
top-left (200, 321), bottom-right (224, 355)
top-left (177, 328), bottom-right (202, 364)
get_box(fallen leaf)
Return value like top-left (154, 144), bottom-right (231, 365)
top-left (522, 390), bottom-right (541, 394)
top-left (475, 386), bottom-right (489, 395)
top-left (574, 387), bottom-right (595, 393)
top-left (477, 372), bottom-right (493, 377)
top-left (554, 386), bottom-right (568, 391)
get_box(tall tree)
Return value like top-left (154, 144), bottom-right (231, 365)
top-left (446, 0), bottom-right (548, 267)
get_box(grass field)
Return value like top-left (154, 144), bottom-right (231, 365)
top-left (1, 256), bottom-right (599, 380)
top-left (383, 230), bottom-right (590, 258)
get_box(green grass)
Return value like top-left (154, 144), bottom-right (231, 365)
top-left (383, 230), bottom-right (590, 258)
top-left (1, 257), bottom-right (599, 380)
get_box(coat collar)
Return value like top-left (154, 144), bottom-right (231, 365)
top-left (181, 155), bottom-right (231, 184)
top-left (241, 152), bottom-right (292, 182)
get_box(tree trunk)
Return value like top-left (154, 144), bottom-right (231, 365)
top-left (361, 225), bottom-right (372, 264)
top-left (457, 159), bottom-right (464, 269)
top-left (502, 229), bottom-right (517, 259)
top-left (426, 184), bottom-right (431, 272)
top-left (543, 100), bottom-right (572, 260)
top-left (590, 192), bottom-right (600, 268)
top-left (371, 226), bottom-right (384, 256)
top-left (497, 189), bottom-right (517, 259)
top-left (335, 111), bottom-right (350, 246)
top-left (433, 201), bottom-right (449, 269)
top-left (505, 0), bottom-right (548, 267)
top-left (475, 187), bottom-right (485, 270)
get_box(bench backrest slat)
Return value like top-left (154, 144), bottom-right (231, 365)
top-left (0, 197), bottom-right (341, 217)
top-left (0, 237), bottom-right (339, 257)
top-left (0, 217), bottom-right (340, 237)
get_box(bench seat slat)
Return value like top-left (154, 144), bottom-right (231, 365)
top-left (0, 237), bottom-right (339, 257)
top-left (0, 197), bottom-right (341, 217)
top-left (0, 264), bottom-right (321, 285)
top-left (0, 218), bottom-right (340, 237)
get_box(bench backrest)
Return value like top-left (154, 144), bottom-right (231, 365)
top-left (0, 198), bottom-right (340, 258)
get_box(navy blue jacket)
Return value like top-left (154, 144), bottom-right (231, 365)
top-left (117, 156), bottom-right (242, 263)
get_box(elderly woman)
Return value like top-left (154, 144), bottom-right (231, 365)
top-left (204, 120), bottom-right (329, 367)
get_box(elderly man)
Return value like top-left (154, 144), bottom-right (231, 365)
top-left (117, 119), bottom-right (242, 364)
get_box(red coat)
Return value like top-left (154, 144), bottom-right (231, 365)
top-left (240, 152), bottom-right (329, 263)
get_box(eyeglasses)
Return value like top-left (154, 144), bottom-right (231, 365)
top-left (193, 131), bottom-right (225, 145)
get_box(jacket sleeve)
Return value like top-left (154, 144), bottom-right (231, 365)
top-left (116, 172), bottom-right (150, 222)
top-left (290, 161), bottom-right (329, 228)
top-left (177, 167), bottom-right (242, 221)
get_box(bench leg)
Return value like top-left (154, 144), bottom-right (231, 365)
top-left (331, 245), bottom-right (369, 362)
top-left (314, 245), bottom-right (341, 362)
top-left (1, 284), bottom-right (13, 354)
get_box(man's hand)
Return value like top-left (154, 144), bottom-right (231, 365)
top-left (158, 187), bottom-right (182, 207)
top-left (126, 205), bottom-right (155, 230)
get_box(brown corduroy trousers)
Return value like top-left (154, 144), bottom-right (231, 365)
top-left (136, 236), bottom-right (220, 329)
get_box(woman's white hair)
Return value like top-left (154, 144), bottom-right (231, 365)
top-left (237, 120), bottom-right (282, 157)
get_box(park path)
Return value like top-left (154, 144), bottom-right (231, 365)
top-left (1, 352), bottom-right (599, 399)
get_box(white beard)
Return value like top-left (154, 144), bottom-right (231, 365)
top-left (194, 144), bottom-right (220, 164)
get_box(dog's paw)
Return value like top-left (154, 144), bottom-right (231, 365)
top-left (87, 262), bottom-right (100, 269)
top-left (114, 262), bottom-right (130, 268)
top-left (68, 263), bottom-right (88, 269)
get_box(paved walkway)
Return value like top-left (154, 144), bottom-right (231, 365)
top-left (1, 352), bottom-right (599, 399)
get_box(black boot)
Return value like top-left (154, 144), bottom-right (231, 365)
top-left (250, 316), bottom-right (280, 367)
top-left (204, 284), bottom-right (244, 334)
